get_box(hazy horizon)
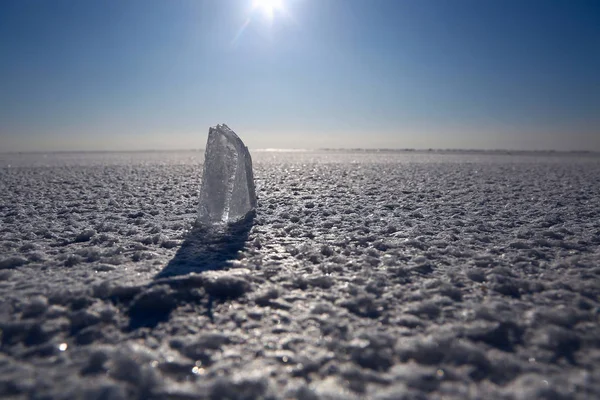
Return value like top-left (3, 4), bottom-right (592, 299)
top-left (2, 144), bottom-right (600, 155)
top-left (1, 0), bottom-right (599, 152)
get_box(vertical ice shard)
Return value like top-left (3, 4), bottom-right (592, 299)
top-left (198, 124), bottom-right (257, 223)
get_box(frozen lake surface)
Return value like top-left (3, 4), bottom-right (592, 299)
top-left (1, 150), bottom-right (599, 399)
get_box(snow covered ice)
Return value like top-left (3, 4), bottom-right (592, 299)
top-left (198, 124), bottom-right (257, 223)
top-left (1, 150), bottom-right (600, 399)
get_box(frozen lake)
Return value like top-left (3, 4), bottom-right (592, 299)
top-left (1, 150), bottom-right (599, 399)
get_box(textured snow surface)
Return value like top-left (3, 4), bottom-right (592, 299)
top-left (198, 124), bottom-right (257, 224)
top-left (1, 150), bottom-right (599, 399)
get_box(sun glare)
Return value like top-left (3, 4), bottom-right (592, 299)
top-left (233, 0), bottom-right (289, 45)
top-left (252, 0), bottom-right (283, 19)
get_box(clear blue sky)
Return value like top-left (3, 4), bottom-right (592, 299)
top-left (1, 0), bottom-right (599, 151)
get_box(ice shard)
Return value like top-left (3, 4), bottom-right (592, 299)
top-left (198, 124), bottom-right (257, 224)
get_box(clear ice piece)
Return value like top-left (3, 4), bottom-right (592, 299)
top-left (198, 124), bottom-right (257, 223)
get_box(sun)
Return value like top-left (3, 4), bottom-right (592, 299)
top-left (233, 0), bottom-right (288, 45)
top-left (252, 0), bottom-right (284, 19)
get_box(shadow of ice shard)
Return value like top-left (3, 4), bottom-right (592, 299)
top-left (155, 212), bottom-right (254, 279)
top-left (127, 214), bottom-right (253, 329)
top-left (198, 124), bottom-right (257, 224)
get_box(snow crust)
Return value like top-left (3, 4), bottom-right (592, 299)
top-left (0, 150), bottom-right (599, 399)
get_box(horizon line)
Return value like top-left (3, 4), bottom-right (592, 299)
top-left (1, 148), bottom-right (599, 156)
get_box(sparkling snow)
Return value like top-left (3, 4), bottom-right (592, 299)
top-left (0, 150), bottom-right (599, 399)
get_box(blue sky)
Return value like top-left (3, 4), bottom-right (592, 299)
top-left (1, 0), bottom-right (599, 151)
